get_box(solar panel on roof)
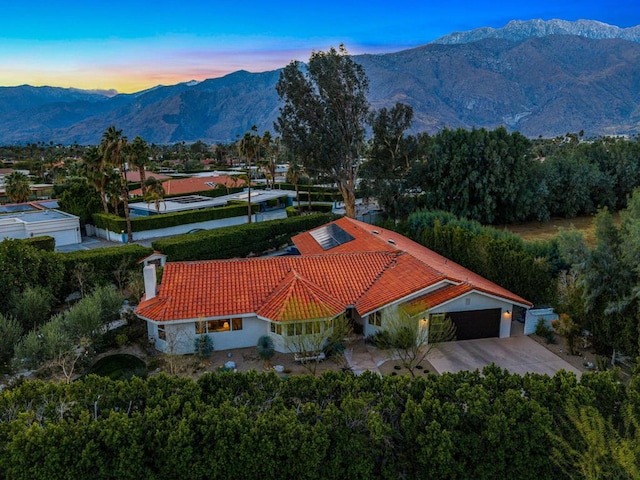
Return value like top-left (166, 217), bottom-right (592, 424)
top-left (309, 223), bottom-right (354, 250)
top-left (0, 204), bottom-right (36, 214)
top-left (170, 195), bottom-right (211, 204)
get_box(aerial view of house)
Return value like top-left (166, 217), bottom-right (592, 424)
top-left (136, 217), bottom-right (532, 354)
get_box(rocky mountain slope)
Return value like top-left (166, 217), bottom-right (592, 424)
top-left (0, 20), bottom-right (639, 144)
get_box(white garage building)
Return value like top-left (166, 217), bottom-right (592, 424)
top-left (0, 207), bottom-right (81, 247)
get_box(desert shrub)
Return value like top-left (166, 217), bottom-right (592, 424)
top-left (0, 313), bottom-right (22, 363)
top-left (256, 335), bottom-right (275, 369)
top-left (9, 286), bottom-right (55, 332)
top-left (60, 244), bottom-right (152, 298)
top-left (194, 335), bottom-right (214, 359)
top-left (535, 318), bottom-right (556, 344)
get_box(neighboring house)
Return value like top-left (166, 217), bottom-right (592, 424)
top-left (125, 171), bottom-right (171, 184)
top-left (129, 174), bottom-right (244, 197)
top-left (0, 201), bottom-right (81, 247)
top-left (136, 217), bottom-right (532, 354)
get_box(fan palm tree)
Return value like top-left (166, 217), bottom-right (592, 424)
top-left (127, 136), bottom-right (150, 196)
top-left (81, 147), bottom-right (110, 214)
top-left (286, 161), bottom-right (303, 210)
top-left (238, 125), bottom-right (262, 223)
top-left (259, 131), bottom-right (277, 189)
top-left (99, 126), bottom-right (133, 242)
top-left (143, 177), bottom-right (166, 214)
top-left (4, 171), bottom-right (31, 203)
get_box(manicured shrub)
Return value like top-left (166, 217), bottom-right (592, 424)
top-left (152, 213), bottom-right (336, 261)
top-left (92, 203), bottom-right (258, 233)
top-left (401, 210), bottom-right (556, 304)
top-left (21, 235), bottom-right (56, 252)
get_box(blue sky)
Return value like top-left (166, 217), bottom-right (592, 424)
top-left (1, 0), bottom-right (639, 93)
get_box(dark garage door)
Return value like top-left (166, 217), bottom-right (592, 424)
top-left (448, 308), bottom-right (501, 341)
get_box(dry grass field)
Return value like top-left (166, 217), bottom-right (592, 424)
top-left (498, 213), bottom-right (620, 247)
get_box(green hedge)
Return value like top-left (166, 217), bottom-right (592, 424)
top-left (278, 183), bottom-right (338, 193)
top-left (296, 191), bottom-right (343, 202)
top-left (401, 210), bottom-right (556, 305)
top-left (0, 369), bottom-right (632, 479)
top-left (59, 244), bottom-right (153, 297)
top-left (286, 204), bottom-right (334, 217)
top-left (152, 213), bottom-right (336, 260)
top-left (21, 235), bottom-right (56, 252)
top-left (92, 203), bottom-right (258, 233)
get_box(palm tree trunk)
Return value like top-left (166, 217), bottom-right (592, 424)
top-left (121, 174), bottom-right (133, 242)
top-left (139, 167), bottom-right (147, 196)
top-left (100, 187), bottom-right (109, 214)
top-left (247, 158), bottom-right (252, 223)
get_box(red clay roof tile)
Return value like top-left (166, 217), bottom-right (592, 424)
top-left (137, 217), bottom-right (532, 324)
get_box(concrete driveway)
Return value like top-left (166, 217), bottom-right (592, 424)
top-left (427, 336), bottom-right (582, 376)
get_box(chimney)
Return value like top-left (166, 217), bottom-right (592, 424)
top-left (143, 264), bottom-right (157, 300)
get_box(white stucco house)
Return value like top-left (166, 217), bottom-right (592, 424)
top-left (136, 217), bottom-right (532, 354)
top-left (0, 203), bottom-right (81, 247)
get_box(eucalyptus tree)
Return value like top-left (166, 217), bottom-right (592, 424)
top-left (99, 126), bottom-right (133, 242)
top-left (275, 44), bottom-right (370, 218)
top-left (363, 102), bottom-right (417, 221)
top-left (4, 171), bottom-right (31, 203)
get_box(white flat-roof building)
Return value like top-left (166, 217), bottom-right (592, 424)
top-left (0, 208), bottom-right (81, 247)
top-left (129, 189), bottom-right (297, 216)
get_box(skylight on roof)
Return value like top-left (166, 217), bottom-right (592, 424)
top-left (309, 223), bottom-right (355, 251)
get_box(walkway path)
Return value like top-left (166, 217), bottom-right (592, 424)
top-left (344, 338), bottom-right (387, 375)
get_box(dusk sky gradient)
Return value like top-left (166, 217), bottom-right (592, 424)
top-left (2, 0), bottom-right (640, 93)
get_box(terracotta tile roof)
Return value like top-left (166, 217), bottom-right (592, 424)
top-left (256, 270), bottom-right (346, 321)
top-left (356, 252), bottom-right (445, 315)
top-left (129, 175), bottom-right (245, 196)
top-left (137, 217), bottom-right (532, 324)
top-left (294, 217), bottom-right (532, 307)
top-left (125, 171), bottom-right (171, 183)
top-left (405, 283), bottom-right (474, 315)
top-left (136, 252), bottom-right (407, 322)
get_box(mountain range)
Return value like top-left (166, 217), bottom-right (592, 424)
top-left (1, 19), bottom-right (639, 145)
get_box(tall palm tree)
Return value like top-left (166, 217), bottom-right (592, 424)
top-left (238, 125), bottom-right (261, 223)
top-left (286, 160), bottom-right (303, 210)
top-left (4, 171), bottom-right (31, 203)
top-left (105, 170), bottom-right (122, 214)
top-left (143, 177), bottom-right (166, 214)
top-left (81, 147), bottom-right (109, 214)
top-left (127, 136), bottom-right (150, 196)
top-left (99, 126), bottom-right (133, 242)
top-left (259, 131), bottom-right (277, 189)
